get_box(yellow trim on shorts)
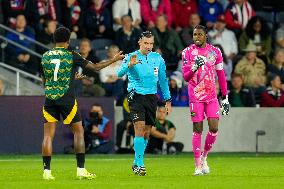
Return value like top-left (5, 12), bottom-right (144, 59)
top-left (43, 107), bottom-right (58, 122)
top-left (63, 99), bottom-right (78, 124)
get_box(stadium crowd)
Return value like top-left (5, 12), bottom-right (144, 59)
top-left (1, 0), bottom-right (284, 107)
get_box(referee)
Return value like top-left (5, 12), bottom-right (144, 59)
top-left (117, 31), bottom-right (172, 176)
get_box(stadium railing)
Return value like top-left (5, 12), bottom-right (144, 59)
top-left (0, 62), bottom-right (42, 95)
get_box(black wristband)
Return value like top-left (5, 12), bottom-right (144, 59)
top-left (165, 98), bottom-right (172, 102)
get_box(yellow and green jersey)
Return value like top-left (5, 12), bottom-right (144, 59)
top-left (41, 47), bottom-right (88, 104)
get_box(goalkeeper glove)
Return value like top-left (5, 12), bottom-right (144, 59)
top-left (220, 95), bottom-right (230, 115)
top-left (192, 55), bottom-right (206, 72)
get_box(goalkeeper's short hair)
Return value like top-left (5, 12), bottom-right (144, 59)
top-left (194, 25), bottom-right (208, 34)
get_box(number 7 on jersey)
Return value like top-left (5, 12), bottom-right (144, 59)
top-left (50, 59), bottom-right (61, 81)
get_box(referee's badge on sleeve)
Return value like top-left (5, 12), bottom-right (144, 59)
top-left (154, 67), bottom-right (159, 76)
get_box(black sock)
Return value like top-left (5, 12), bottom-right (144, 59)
top-left (42, 156), bottom-right (51, 170)
top-left (76, 153), bottom-right (85, 168)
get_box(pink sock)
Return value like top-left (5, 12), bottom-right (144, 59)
top-left (192, 132), bottom-right (202, 167)
top-left (203, 131), bottom-right (218, 158)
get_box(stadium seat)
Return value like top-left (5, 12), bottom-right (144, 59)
top-left (255, 11), bottom-right (274, 29)
top-left (95, 49), bottom-right (108, 61)
top-left (276, 12), bottom-right (284, 23)
top-left (91, 38), bottom-right (113, 50)
top-left (69, 39), bottom-right (81, 51)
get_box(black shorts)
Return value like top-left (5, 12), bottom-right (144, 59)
top-left (43, 99), bottom-right (81, 124)
top-left (128, 93), bottom-right (157, 126)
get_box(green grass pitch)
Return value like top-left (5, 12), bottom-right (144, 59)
top-left (0, 153), bottom-right (284, 189)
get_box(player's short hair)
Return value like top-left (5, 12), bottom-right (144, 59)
top-left (139, 31), bottom-right (153, 40)
top-left (53, 27), bottom-right (71, 43)
top-left (194, 25), bottom-right (208, 34)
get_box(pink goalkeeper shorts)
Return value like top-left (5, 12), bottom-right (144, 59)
top-left (189, 100), bottom-right (220, 123)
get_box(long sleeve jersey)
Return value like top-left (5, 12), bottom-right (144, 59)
top-left (182, 43), bottom-right (227, 102)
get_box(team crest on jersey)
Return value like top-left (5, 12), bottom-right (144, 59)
top-left (207, 50), bottom-right (216, 64)
top-left (191, 49), bottom-right (198, 56)
top-left (154, 67), bottom-right (159, 76)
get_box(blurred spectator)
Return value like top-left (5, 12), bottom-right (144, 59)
top-left (79, 38), bottom-right (106, 97)
top-left (225, 0), bottom-right (255, 36)
top-left (36, 19), bottom-right (57, 54)
top-left (25, 0), bottom-right (61, 32)
top-left (2, 0), bottom-right (26, 27)
top-left (146, 106), bottom-right (184, 154)
top-left (239, 16), bottom-right (271, 64)
top-left (115, 15), bottom-right (142, 54)
top-left (140, 0), bottom-right (172, 28)
top-left (214, 44), bottom-right (233, 85)
top-left (85, 0), bottom-right (113, 40)
top-left (235, 43), bottom-right (266, 88)
top-left (61, 0), bottom-right (84, 38)
top-left (116, 97), bottom-right (135, 153)
top-left (267, 49), bottom-right (284, 86)
top-left (112, 0), bottom-right (141, 30)
top-left (208, 14), bottom-right (238, 61)
top-left (198, 0), bottom-right (223, 30)
top-left (276, 23), bottom-right (284, 50)
top-left (158, 71), bottom-right (189, 106)
top-left (180, 13), bottom-right (201, 46)
top-left (151, 14), bottom-right (184, 70)
top-left (6, 14), bottom-right (39, 75)
top-left (0, 79), bottom-right (5, 96)
top-left (83, 103), bottom-right (114, 154)
top-left (99, 45), bottom-right (125, 98)
top-left (228, 73), bottom-right (256, 107)
top-left (234, 43), bottom-right (266, 102)
top-left (171, 0), bottom-right (198, 32)
top-left (261, 74), bottom-right (284, 107)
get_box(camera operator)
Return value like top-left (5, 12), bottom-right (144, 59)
top-left (83, 103), bottom-right (114, 154)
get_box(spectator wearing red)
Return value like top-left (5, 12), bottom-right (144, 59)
top-left (225, 0), bottom-right (255, 35)
top-left (140, 0), bottom-right (172, 28)
top-left (171, 0), bottom-right (198, 32)
top-left (261, 74), bottom-right (284, 107)
top-left (2, 0), bottom-right (26, 27)
top-left (61, 0), bottom-right (84, 38)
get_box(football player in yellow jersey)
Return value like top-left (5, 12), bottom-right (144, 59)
top-left (41, 27), bottom-right (124, 180)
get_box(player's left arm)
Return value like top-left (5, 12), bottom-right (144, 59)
top-left (73, 51), bottom-right (125, 72)
top-left (215, 48), bottom-right (227, 98)
top-left (158, 56), bottom-right (172, 114)
top-left (215, 47), bottom-right (229, 115)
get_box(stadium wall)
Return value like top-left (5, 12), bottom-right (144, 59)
top-left (115, 107), bottom-right (284, 153)
top-left (0, 96), bottom-right (115, 154)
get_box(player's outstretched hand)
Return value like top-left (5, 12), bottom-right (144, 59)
top-left (113, 51), bottom-right (125, 62)
top-left (220, 95), bottom-right (230, 115)
top-left (128, 54), bottom-right (141, 68)
top-left (75, 72), bottom-right (86, 80)
top-left (165, 101), bottom-right (172, 115)
top-left (192, 55), bottom-right (206, 72)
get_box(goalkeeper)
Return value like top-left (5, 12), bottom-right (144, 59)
top-left (181, 25), bottom-right (229, 176)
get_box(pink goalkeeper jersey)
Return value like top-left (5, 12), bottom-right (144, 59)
top-left (182, 43), bottom-right (227, 103)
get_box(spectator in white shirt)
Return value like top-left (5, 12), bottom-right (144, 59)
top-left (112, 0), bottom-right (141, 30)
top-left (208, 14), bottom-right (238, 61)
top-left (99, 45), bottom-right (126, 98)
